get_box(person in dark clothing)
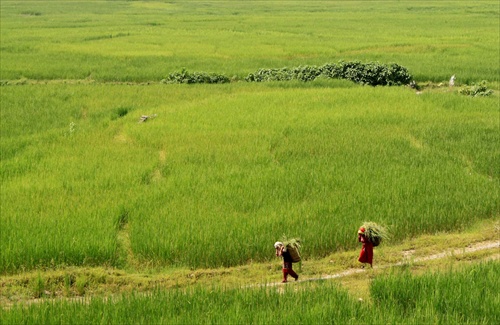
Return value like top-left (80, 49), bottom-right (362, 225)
top-left (274, 241), bottom-right (299, 283)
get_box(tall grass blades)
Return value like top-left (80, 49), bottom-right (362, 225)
top-left (370, 261), bottom-right (500, 324)
top-left (0, 282), bottom-right (367, 324)
top-left (1, 83), bottom-right (498, 271)
top-left (3, 262), bottom-right (498, 324)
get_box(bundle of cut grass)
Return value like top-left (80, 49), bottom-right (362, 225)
top-left (280, 236), bottom-right (302, 263)
top-left (359, 222), bottom-right (389, 247)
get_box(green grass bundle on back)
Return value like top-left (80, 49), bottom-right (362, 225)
top-left (361, 222), bottom-right (389, 247)
top-left (280, 236), bottom-right (302, 263)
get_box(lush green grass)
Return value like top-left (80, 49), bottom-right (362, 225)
top-left (1, 2), bottom-right (498, 324)
top-left (2, 261), bottom-right (498, 324)
top-left (1, 81), bottom-right (498, 271)
top-left (370, 260), bottom-right (500, 324)
top-left (0, 1), bottom-right (498, 82)
top-left (1, 0), bottom-right (499, 273)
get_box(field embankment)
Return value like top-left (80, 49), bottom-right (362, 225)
top-left (1, 220), bottom-right (499, 323)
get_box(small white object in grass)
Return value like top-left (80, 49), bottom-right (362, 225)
top-left (449, 75), bottom-right (456, 87)
top-left (139, 114), bottom-right (157, 123)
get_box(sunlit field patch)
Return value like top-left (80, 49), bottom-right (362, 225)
top-left (1, 82), bottom-right (497, 271)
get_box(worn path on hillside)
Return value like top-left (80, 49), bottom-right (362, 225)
top-left (2, 239), bottom-right (498, 309)
top-left (260, 240), bottom-right (499, 287)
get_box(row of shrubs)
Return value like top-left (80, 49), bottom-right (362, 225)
top-left (161, 60), bottom-right (413, 86)
top-left (161, 68), bottom-right (230, 84)
top-left (246, 61), bottom-right (412, 86)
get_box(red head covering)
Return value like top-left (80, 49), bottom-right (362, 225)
top-left (358, 227), bottom-right (365, 234)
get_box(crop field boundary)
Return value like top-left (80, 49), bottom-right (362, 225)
top-left (2, 219), bottom-right (499, 309)
top-left (2, 239), bottom-right (498, 309)
top-left (261, 239), bottom-right (499, 288)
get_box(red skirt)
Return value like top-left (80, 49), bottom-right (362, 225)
top-left (358, 242), bottom-right (373, 264)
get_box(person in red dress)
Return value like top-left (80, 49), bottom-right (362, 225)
top-left (274, 241), bottom-right (299, 283)
top-left (358, 227), bottom-right (373, 268)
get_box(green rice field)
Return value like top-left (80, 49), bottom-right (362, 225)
top-left (2, 81), bottom-right (498, 271)
top-left (1, 0), bottom-right (499, 82)
top-left (1, 0), bottom-right (499, 323)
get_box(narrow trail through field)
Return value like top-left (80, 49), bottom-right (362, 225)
top-left (115, 207), bottom-right (140, 269)
top-left (254, 240), bottom-right (499, 288)
top-left (2, 238), bottom-right (498, 310)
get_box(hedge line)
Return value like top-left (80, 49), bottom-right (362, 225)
top-left (162, 61), bottom-right (413, 86)
top-left (161, 68), bottom-right (230, 84)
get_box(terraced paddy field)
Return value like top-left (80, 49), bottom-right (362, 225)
top-left (1, 1), bottom-right (498, 323)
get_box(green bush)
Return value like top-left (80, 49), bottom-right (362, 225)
top-left (161, 68), bottom-right (230, 84)
top-left (245, 61), bottom-right (412, 86)
top-left (458, 81), bottom-right (494, 97)
top-left (245, 65), bottom-right (323, 82)
top-left (163, 61), bottom-right (412, 86)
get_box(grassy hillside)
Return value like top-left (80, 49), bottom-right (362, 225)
top-left (1, 81), bottom-right (498, 272)
top-left (1, 0), bottom-right (499, 273)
